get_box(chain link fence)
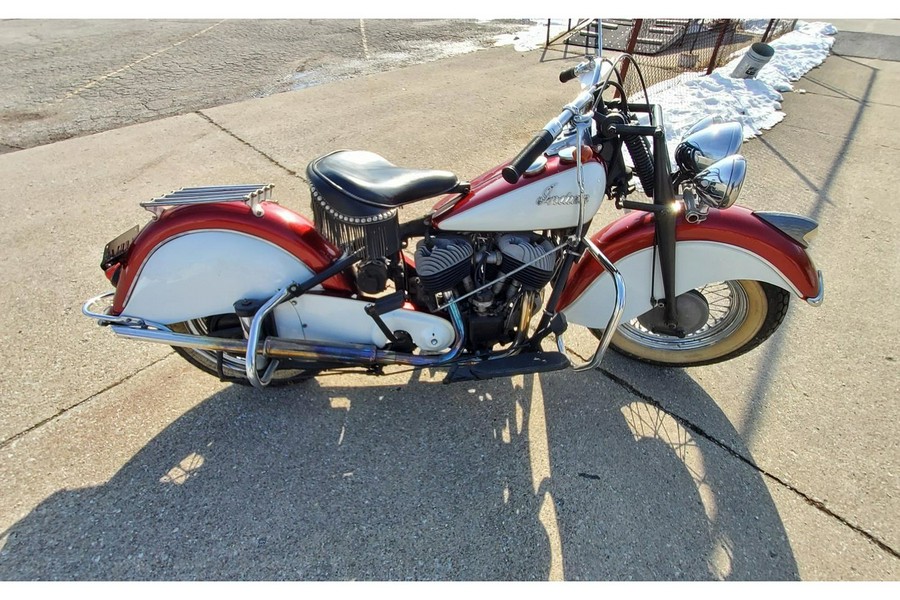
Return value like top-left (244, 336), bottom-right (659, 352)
top-left (546, 19), bottom-right (798, 95)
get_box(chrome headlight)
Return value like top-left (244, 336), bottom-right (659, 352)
top-left (694, 155), bottom-right (747, 209)
top-left (682, 115), bottom-right (724, 138)
top-left (675, 121), bottom-right (743, 176)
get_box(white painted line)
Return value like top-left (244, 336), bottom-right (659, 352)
top-left (60, 20), bottom-right (225, 101)
top-left (359, 19), bottom-right (371, 60)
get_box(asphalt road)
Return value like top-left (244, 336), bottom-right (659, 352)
top-left (0, 19), bottom-right (531, 153)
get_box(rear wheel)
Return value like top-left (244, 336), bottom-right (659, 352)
top-left (594, 280), bottom-right (790, 367)
top-left (169, 315), bottom-right (317, 386)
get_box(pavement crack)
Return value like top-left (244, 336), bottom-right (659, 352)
top-left (594, 365), bottom-right (900, 560)
top-left (566, 337), bottom-right (899, 558)
top-left (58, 20), bottom-right (225, 102)
top-left (0, 352), bottom-right (174, 451)
top-left (195, 111), bottom-right (308, 183)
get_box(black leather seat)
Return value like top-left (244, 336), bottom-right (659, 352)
top-left (307, 150), bottom-right (461, 208)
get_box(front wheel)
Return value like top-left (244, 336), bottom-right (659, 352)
top-left (593, 280), bottom-right (790, 367)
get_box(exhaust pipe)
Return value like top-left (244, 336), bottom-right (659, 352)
top-left (109, 324), bottom-right (463, 368)
top-left (108, 290), bottom-right (465, 387)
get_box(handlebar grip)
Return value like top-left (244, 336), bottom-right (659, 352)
top-left (502, 131), bottom-right (555, 184)
top-left (559, 66), bottom-right (579, 83)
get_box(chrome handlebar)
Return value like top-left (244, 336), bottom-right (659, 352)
top-left (502, 59), bottom-right (614, 184)
top-left (545, 59), bottom-right (614, 137)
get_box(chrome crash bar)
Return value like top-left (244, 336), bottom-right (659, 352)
top-left (558, 239), bottom-right (626, 372)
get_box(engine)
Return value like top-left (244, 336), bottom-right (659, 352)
top-left (413, 232), bottom-right (557, 351)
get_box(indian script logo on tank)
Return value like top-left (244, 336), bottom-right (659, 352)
top-left (536, 183), bottom-right (579, 206)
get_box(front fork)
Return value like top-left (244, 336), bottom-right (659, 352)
top-left (535, 102), bottom-right (684, 362)
top-left (616, 104), bottom-right (685, 336)
top-left (654, 201), bottom-right (684, 336)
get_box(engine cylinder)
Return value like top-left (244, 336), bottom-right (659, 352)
top-left (498, 234), bottom-right (556, 290)
top-left (415, 237), bottom-right (474, 293)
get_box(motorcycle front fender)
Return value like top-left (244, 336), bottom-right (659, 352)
top-left (109, 202), bottom-right (354, 324)
top-left (559, 205), bottom-right (823, 329)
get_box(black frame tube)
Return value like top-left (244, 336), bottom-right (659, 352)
top-left (529, 245), bottom-right (582, 349)
top-left (559, 101), bottom-right (685, 334)
top-left (287, 251), bottom-right (361, 299)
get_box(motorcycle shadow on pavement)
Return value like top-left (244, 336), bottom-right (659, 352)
top-left (0, 356), bottom-right (799, 580)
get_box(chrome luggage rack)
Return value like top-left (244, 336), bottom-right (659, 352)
top-left (140, 184), bottom-right (274, 219)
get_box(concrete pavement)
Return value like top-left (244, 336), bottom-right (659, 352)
top-left (829, 19), bottom-right (900, 61)
top-left (0, 25), bottom-right (897, 580)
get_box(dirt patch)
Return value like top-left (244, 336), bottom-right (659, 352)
top-left (0, 142), bottom-right (23, 154)
top-left (0, 110), bottom-right (50, 124)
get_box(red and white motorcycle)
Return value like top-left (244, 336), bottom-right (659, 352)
top-left (83, 56), bottom-right (823, 388)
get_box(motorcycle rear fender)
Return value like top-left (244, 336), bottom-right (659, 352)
top-left (110, 202), bottom-right (354, 324)
top-left (559, 205), bottom-right (823, 329)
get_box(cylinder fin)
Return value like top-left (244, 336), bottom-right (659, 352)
top-left (415, 237), bottom-right (474, 293)
top-left (498, 234), bottom-right (557, 290)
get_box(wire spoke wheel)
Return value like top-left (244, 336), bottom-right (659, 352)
top-left (598, 280), bottom-right (790, 367)
top-left (183, 317), bottom-right (249, 372)
top-left (169, 315), bottom-right (318, 386)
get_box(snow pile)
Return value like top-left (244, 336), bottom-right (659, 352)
top-left (636, 20), bottom-right (836, 160)
top-left (494, 19), bottom-right (568, 52)
top-left (735, 22), bottom-right (836, 93)
top-left (492, 20), bottom-right (836, 159)
top-left (798, 21), bottom-right (838, 36)
top-left (647, 73), bottom-right (786, 148)
top-left (739, 20), bottom-right (771, 35)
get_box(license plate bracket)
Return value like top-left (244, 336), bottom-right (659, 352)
top-left (101, 225), bottom-right (140, 270)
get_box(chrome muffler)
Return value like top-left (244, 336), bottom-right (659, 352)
top-left (109, 325), bottom-right (459, 367)
top-left (90, 288), bottom-right (465, 388)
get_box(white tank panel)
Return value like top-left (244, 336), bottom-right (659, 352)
top-left (438, 162), bottom-right (606, 232)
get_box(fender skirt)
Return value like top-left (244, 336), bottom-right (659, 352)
top-left (558, 205), bottom-right (823, 329)
top-left (109, 202), bottom-right (354, 321)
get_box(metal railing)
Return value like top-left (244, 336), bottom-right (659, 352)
top-left (545, 19), bottom-right (798, 96)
